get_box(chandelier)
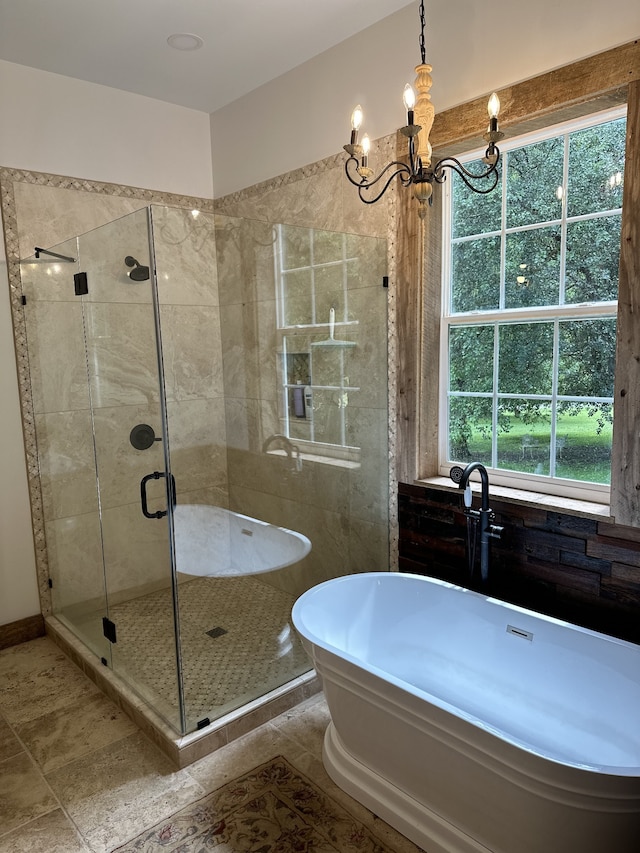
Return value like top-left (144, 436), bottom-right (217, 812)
top-left (343, 0), bottom-right (504, 218)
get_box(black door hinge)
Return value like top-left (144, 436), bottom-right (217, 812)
top-left (382, 276), bottom-right (389, 288)
top-left (74, 271), bottom-right (88, 295)
top-left (102, 616), bottom-right (117, 644)
top-left (47, 577), bottom-right (53, 588)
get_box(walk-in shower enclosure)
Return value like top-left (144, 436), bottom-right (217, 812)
top-left (19, 205), bottom-right (389, 736)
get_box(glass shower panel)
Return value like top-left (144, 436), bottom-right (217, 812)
top-left (150, 205), bottom-right (235, 731)
top-left (77, 208), bottom-right (182, 731)
top-left (20, 237), bottom-right (111, 662)
top-left (175, 214), bottom-right (390, 733)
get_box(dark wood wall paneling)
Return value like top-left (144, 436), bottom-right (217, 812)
top-left (399, 483), bottom-right (640, 644)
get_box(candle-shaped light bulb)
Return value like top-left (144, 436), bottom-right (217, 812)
top-left (349, 104), bottom-right (363, 146)
top-left (403, 83), bottom-right (416, 125)
top-left (360, 133), bottom-right (371, 169)
top-left (403, 84), bottom-right (416, 111)
top-left (487, 92), bottom-right (500, 136)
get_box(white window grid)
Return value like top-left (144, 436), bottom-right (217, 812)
top-left (439, 106), bottom-right (626, 501)
top-left (274, 225), bottom-right (360, 449)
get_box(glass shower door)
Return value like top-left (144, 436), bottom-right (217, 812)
top-left (77, 208), bottom-right (183, 732)
top-left (20, 236), bottom-right (110, 661)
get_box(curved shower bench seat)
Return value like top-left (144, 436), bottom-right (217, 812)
top-left (173, 504), bottom-right (311, 577)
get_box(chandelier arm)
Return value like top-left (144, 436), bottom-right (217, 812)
top-left (432, 153), bottom-right (501, 194)
top-left (344, 155), bottom-right (414, 192)
top-left (433, 154), bottom-right (500, 182)
top-left (357, 165), bottom-right (417, 204)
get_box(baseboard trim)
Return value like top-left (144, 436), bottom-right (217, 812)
top-left (0, 613), bottom-right (45, 650)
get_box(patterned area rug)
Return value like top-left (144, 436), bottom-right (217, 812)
top-left (112, 755), bottom-right (398, 852)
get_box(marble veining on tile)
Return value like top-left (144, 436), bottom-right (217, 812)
top-left (0, 752), bottom-right (59, 836)
top-left (46, 731), bottom-right (205, 853)
top-left (15, 691), bottom-right (139, 774)
top-left (0, 714), bottom-right (23, 763)
top-left (0, 167), bottom-right (217, 622)
top-left (0, 637), bottom-right (424, 853)
top-left (0, 637), bottom-right (100, 726)
top-left (0, 807), bottom-right (90, 853)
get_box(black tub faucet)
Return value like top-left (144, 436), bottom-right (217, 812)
top-left (450, 462), bottom-right (503, 588)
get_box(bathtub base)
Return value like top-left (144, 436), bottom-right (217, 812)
top-left (323, 722), bottom-right (492, 853)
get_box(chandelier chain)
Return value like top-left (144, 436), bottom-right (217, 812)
top-left (419, 0), bottom-right (426, 65)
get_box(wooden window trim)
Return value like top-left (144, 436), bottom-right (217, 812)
top-left (395, 39), bottom-right (640, 526)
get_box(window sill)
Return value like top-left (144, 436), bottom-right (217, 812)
top-left (415, 476), bottom-right (613, 522)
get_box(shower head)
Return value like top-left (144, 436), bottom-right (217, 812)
top-left (124, 255), bottom-right (150, 282)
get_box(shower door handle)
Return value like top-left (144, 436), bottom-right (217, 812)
top-left (140, 471), bottom-right (176, 519)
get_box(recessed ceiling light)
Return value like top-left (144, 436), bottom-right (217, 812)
top-left (167, 33), bottom-right (204, 51)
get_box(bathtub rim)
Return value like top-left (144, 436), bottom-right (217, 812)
top-left (292, 571), bottom-right (640, 778)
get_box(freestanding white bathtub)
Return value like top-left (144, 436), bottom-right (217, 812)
top-left (292, 572), bottom-right (640, 853)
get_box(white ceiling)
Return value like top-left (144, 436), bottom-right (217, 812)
top-left (0, 0), bottom-right (413, 113)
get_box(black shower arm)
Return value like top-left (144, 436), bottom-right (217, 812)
top-left (34, 247), bottom-right (76, 263)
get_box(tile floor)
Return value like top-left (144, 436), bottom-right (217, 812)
top-left (0, 636), bottom-right (423, 853)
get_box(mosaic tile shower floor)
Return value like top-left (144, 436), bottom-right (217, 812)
top-left (71, 576), bottom-right (310, 730)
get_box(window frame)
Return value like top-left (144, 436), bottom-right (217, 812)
top-left (437, 105), bottom-right (627, 504)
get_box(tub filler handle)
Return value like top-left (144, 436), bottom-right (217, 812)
top-left (140, 471), bottom-right (176, 519)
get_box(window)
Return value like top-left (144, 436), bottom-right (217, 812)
top-left (440, 108), bottom-right (626, 501)
top-left (274, 224), bottom-right (361, 464)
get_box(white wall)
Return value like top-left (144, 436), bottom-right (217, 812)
top-left (211, 0), bottom-right (640, 197)
top-left (0, 61), bottom-right (214, 626)
top-left (0, 60), bottom-right (213, 199)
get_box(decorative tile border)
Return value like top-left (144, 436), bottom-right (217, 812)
top-left (213, 152), bottom-right (346, 212)
top-left (1, 173), bottom-right (50, 613)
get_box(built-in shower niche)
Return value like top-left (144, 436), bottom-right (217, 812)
top-left (284, 352), bottom-right (311, 438)
top-left (279, 338), bottom-right (359, 448)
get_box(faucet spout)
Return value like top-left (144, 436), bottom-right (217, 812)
top-left (450, 461), bottom-right (502, 588)
top-left (457, 461), bottom-right (490, 512)
top-left (262, 434), bottom-right (302, 471)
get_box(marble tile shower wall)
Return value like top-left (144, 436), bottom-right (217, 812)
top-left (153, 205), bottom-right (228, 516)
top-left (214, 142), bottom-right (393, 598)
top-left (6, 139), bottom-right (394, 621)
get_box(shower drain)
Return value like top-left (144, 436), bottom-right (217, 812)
top-left (206, 626), bottom-right (228, 639)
